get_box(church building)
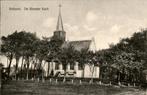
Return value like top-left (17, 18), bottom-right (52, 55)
top-left (44, 5), bottom-right (100, 78)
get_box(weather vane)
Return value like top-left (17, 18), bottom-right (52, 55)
top-left (58, 4), bottom-right (62, 12)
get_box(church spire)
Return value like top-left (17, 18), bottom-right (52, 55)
top-left (53, 4), bottom-right (66, 42)
top-left (56, 4), bottom-right (64, 31)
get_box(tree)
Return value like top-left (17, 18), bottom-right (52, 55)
top-left (35, 38), bottom-right (50, 79)
top-left (1, 32), bottom-right (16, 77)
top-left (21, 32), bottom-right (39, 80)
top-left (94, 29), bottom-right (147, 85)
top-left (1, 31), bottom-right (39, 80)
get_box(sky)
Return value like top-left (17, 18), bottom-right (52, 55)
top-left (1, 0), bottom-right (147, 50)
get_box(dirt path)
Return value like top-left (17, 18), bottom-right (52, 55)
top-left (114, 90), bottom-right (147, 95)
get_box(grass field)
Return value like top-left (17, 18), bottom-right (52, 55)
top-left (1, 80), bottom-right (146, 95)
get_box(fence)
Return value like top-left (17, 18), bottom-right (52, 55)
top-left (15, 77), bottom-right (140, 87)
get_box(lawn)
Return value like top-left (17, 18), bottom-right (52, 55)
top-left (1, 80), bottom-right (147, 95)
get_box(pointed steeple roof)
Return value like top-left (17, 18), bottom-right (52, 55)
top-left (56, 4), bottom-right (64, 31)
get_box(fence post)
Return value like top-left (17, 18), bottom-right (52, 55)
top-left (109, 81), bottom-right (112, 86)
top-left (71, 79), bottom-right (73, 84)
top-left (118, 82), bottom-right (121, 86)
top-left (99, 81), bottom-right (102, 85)
top-left (55, 79), bottom-right (58, 84)
top-left (133, 83), bottom-right (136, 87)
top-left (49, 78), bottom-right (52, 83)
top-left (79, 80), bottom-right (82, 84)
top-left (37, 77), bottom-right (40, 82)
top-left (63, 77), bottom-right (66, 83)
top-left (127, 83), bottom-right (130, 87)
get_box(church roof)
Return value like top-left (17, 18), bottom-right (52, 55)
top-left (62, 40), bottom-right (92, 51)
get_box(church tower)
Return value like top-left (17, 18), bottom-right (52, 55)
top-left (53, 4), bottom-right (66, 42)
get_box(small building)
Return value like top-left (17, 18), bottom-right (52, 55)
top-left (49, 62), bottom-right (100, 78)
top-left (46, 61), bottom-right (100, 78)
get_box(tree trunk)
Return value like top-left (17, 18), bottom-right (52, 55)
top-left (99, 67), bottom-right (102, 82)
top-left (20, 56), bottom-right (24, 79)
top-left (39, 60), bottom-right (43, 69)
top-left (15, 57), bottom-right (20, 80)
top-left (7, 54), bottom-right (13, 77)
top-left (90, 65), bottom-right (94, 84)
top-left (108, 66), bottom-right (111, 83)
top-left (30, 62), bottom-right (33, 80)
top-left (26, 57), bottom-right (30, 80)
top-left (117, 70), bottom-right (121, 85)
top-left (7, 58), bottom-right (9, 67)
top-left (42, 61), bottom-right (46, 82)
top-left (47, 62), bottom-right (50, 77)
top-left (38, 60), bottom-right (42, 79)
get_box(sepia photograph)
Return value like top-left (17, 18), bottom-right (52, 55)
top-left (0, 0), bottom-right (147, 95)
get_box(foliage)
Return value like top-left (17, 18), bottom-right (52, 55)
top-left (1, 28), bottom-right (147, 84)
top-left (96, 29), bottom-right (147, 83)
